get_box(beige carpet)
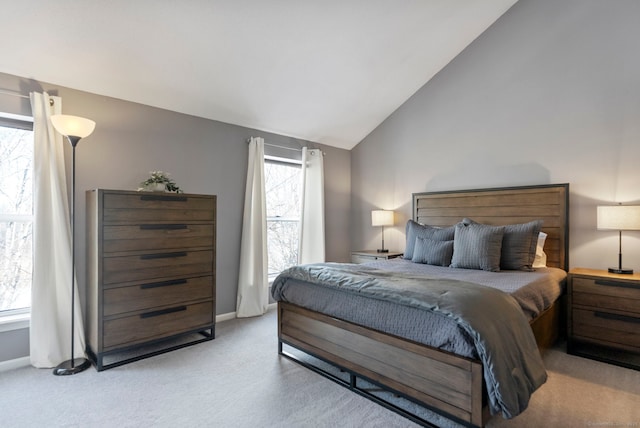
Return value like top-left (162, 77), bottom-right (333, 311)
top-left (1, 309), bottom-right (638, 428)
top-left (489, 345), bottom-right (640, 428)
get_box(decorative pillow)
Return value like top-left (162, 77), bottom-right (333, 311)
top-left (462, 218), bottom-right (543, 271)
top-left (404, 220), bottom-right (455, 260)
top-left (532, 232), bottom-right (548, 268)
top-left (450, 222), bottom-right (505, 272)
top-left (500, 220), bottom-right (543, 271)
top-left (412, 237), bottom-right (454, 266)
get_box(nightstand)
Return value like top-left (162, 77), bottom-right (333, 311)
top-left (351, 250), bottom-right (403, 264)
top-left (568, 268), bottom-right (640, 370)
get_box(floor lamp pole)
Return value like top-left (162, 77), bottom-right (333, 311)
top-left (53, 136), bottom-right (91, 376)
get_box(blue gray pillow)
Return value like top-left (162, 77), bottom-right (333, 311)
top-left (463, 218), bottom-right (542, 271)
top-left (451, 222), bottom-right (505, 272)
top-left (404, 220), bottom-right (455, 260)
top-left (412, 237), bottom-right (454, 266)
top-left (500, 220), bottom-right (543, 271)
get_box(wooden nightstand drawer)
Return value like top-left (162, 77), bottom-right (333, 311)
top-left (572, 277), bottom-right (640, 315)
top-left (573, 308), bottom-right (640, 351)
top-left (104, 224), bottom-right (215, 253)
top-left (351, 254), bottom-right (379, 264)
top-left (351, 250), bottom-right (403, 264)
top-left (103, 301), bottom-right (214, 350)
top-left (103, 275), bottom-right (213, 316)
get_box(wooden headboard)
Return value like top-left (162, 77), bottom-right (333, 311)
top-left (412, 184), bottom-right (569, 271)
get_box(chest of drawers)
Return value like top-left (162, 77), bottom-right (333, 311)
top-left (86, 189), bottom-right (216, 370)
top-left (568, 268), bottom-right (640, 370)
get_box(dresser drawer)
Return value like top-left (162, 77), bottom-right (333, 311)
top-left (572, 277), bottom-right (640, 315)
top-left (103, 250), bottom-right (214, 284)
top-left (573, 308), bottom-right (640, 350)
top-left (104, 224), bottom-right (214, 253)
top-left (104, 275), bottom-right (213, 316)
top-left (103, 301), bottom-right (214, 350)
top-left (103, 193), bottom-right (215, 223)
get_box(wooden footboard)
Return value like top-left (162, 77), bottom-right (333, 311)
top-left (278, 301), bottom-right (487, 427)
top-left (278, 298), bottom-right (563, 427)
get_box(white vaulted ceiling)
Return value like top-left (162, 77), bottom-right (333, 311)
top-left (1, 0), bottom-right (517, 149)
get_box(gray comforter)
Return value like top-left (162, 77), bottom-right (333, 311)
top-left (271, 262), bottom-right (548, 419)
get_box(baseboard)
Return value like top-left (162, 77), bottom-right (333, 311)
top-left (216, 303), bottom-right (276, 322)
top-left (0, 356), bottom-right (30, 372)
top-left (216, 311), bottom-right (237, 322)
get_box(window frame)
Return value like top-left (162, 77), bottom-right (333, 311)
top-left (264, 155), bottom-right (303, 280)
top-left (0, 113), bottom-right (34, 329)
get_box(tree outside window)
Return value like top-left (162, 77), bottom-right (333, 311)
top-left (0, 124), bottom-right (33, 313)
top-left (265, 159), bottom-right (301, 277)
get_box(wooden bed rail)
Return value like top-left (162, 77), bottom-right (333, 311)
top-left (278, 302), bottom-right (487, 427)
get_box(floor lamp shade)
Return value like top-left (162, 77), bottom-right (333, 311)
top-left (50, 114), bottom-right (95, 375)
top-left (51, 114), bottom-right (96, 147)
top-left (51, 115), bottom-right (96, 140)
top-left (372, 210), bottom-right (394, 253)
top-left (597, 205), bottom-right (640, 274)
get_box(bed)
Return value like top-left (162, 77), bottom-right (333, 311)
top-left (272, 183), bottom-right (569, 427)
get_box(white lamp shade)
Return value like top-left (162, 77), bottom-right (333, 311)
top-left (371, 210), bottom-right (394, 227)
top-left (597, 205), bottom-right (640, 230)
top-left (50, 114), bottom-right (96, 138)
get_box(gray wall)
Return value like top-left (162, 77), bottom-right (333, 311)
top-left (0, 71), bottom-right (351, 363)
top-left (0, 328), bottom-right (29, 362)
top-left (352, 0), bottom-right (640, 271)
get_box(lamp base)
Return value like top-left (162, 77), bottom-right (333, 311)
top-left (608, 267), bottom-right (634, 275)
top-left (53, 357), bottom-right (91, 376)
top-left (377, 249), bottom-right (389, 253)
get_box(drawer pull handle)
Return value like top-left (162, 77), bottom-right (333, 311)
top-left (139, 224), bottom-right (188, 230)
top-left (595, 279), bottom-right (640, 290)
top-left (140, 279), bottom-right (188, 290)
top-left (140, 195), bottom-right (188, 202)
top-left (140, 252), bottom-right (187, 260)
top-left (594, 311), bottom-right (640, 324)
top-left (140, 306), bottom-right (187, 319)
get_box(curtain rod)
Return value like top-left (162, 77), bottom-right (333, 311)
top-left (0, 89), bottom-right (55, 106)
top-left (0, 89), bottom-right (30, 99)
top-left (266, 143), bottom-right (302, 152)
top-left (247, 138), bottom-right (303, 152)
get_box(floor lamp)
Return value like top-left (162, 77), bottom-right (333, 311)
top-left (50, 114), bottom-right (96, 376)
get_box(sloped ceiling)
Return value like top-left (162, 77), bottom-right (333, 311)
top-left (1, 0), bottom-right (517, 149)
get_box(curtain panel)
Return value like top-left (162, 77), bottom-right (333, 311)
top-left (298, 148), bottom-right (325, 264)
top-left (236, 137), bottom-right (269, 317)
top-left (29, 92), bottom-right (86, 368)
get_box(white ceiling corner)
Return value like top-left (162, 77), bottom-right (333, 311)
top-left (1, 0), bottom-right (518, 150)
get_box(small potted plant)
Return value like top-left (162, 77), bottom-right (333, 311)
top-left (139, 171), bottom-right (183, 193)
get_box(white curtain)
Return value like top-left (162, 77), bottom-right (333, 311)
top-left (29, 92), bottom-right (86, 367)
top-left (298, 148), bottom-right (325, 264)
top-left (236, 137), bottom-right (269, 317)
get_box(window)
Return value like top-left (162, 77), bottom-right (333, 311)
top-left (0, 116), bottom-right (34, 315)
top-left (265, 156), bottom-right (302, 278)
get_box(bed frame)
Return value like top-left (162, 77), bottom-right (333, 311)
top-left (277, 183), bottom-right (569, 427)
